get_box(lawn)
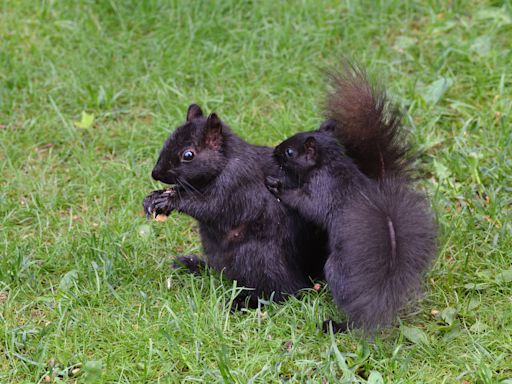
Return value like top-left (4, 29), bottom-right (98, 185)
top-left (1, 0), bottom-right (511, 383)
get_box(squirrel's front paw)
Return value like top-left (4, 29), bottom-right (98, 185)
top-left (143, 189), bottom-right (175, 218)
top-left (143, 190), bottom-right (162, 218)
top-left (153, 190), bottom-right (176, 215)
top-left (265, 176), bottom-right (282, 198)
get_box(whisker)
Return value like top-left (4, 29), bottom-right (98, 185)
top-left (178, 177), bottom-right (204, 198)
top-left (175, 181), bottom-right (184, 201)
top-left (176, 179), bottom-right (198, 202)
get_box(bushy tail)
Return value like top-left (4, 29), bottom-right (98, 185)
top-left (324, 177), bottom-right (437, 330)
top-left (323, 61), bottom-right (411, 179)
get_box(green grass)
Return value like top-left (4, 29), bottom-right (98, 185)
top-left (1, 0), bottom-right (511, 382)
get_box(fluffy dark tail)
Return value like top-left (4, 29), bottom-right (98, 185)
top-left (322, 62), bottom-right (411, 179)
top-left (324, 177), bottom-right (437, 330)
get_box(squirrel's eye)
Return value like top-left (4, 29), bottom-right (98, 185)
top-left (285, 148), bottom-right (295, 158)
top-left (181, 150), bottom-right (195, 162)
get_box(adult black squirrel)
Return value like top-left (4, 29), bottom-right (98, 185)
top-left (143, 104), bottom-right (327, 308)
top-left (266, 64), bottom-right (437, 331)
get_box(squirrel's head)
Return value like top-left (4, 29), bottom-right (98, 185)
top-left (151, 104), bottom-right (229, 189)
top-left (273, 130), bottom-right (344, 181)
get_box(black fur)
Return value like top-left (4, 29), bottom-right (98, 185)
top-left (143, 105), bottom-right (327, 307)
top-left (267, 131), bottom-right (436, 330)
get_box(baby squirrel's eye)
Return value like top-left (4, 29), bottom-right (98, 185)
top-left (181, 150), bottom-right (195, 162)
top-left (285, 148), bottom-right (295, 158)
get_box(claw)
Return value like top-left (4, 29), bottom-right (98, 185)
top-left (143, 188), bottom-right (175, 219)
top-left (265, 176), bottom-right (282, 198)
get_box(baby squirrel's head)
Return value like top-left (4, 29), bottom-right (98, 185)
top-left (273, 126), bottom-right (345, 182)
top-left (151, 104), bottom-right (229, 190)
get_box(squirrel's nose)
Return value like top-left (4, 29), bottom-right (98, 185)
top-left (151, 167), bottom-right (161, 181)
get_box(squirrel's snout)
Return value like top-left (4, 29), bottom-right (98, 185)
top-left (152, 166), bottom-right (177, 185)
top-left (151, 167), bottom-right (161, 181)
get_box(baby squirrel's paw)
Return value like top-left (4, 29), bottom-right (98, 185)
top-left (265, 176), bottom-right (282, 198)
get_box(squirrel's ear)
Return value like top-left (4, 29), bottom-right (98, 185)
top-left (203, 113), bottom-right (223, 150)
top-left (186, 104), bottom-right (203, 121)
top-left (304, 136), bottom-right (317, 162)
top-left (319, 119), bottom-right (337, 132)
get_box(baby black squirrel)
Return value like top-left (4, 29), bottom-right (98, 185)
top-left (143, 104), bottom-right (327, 308)
top-left (266, 64), bottom-right (437, 331)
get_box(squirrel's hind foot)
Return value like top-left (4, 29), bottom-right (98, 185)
top-left (322, 319), bottom-right (350, 334)
top-left (172, 254), bottom-right (205, 275)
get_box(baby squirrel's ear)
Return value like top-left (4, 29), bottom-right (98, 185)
top-left (319, 118), bottom-right (337, 132)
top-left (186, 104), bottom-right (203, 121)
top-left (304, 136), bottom-right (317, 162)
top-left (204, 113), bottom-right (223, 150)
